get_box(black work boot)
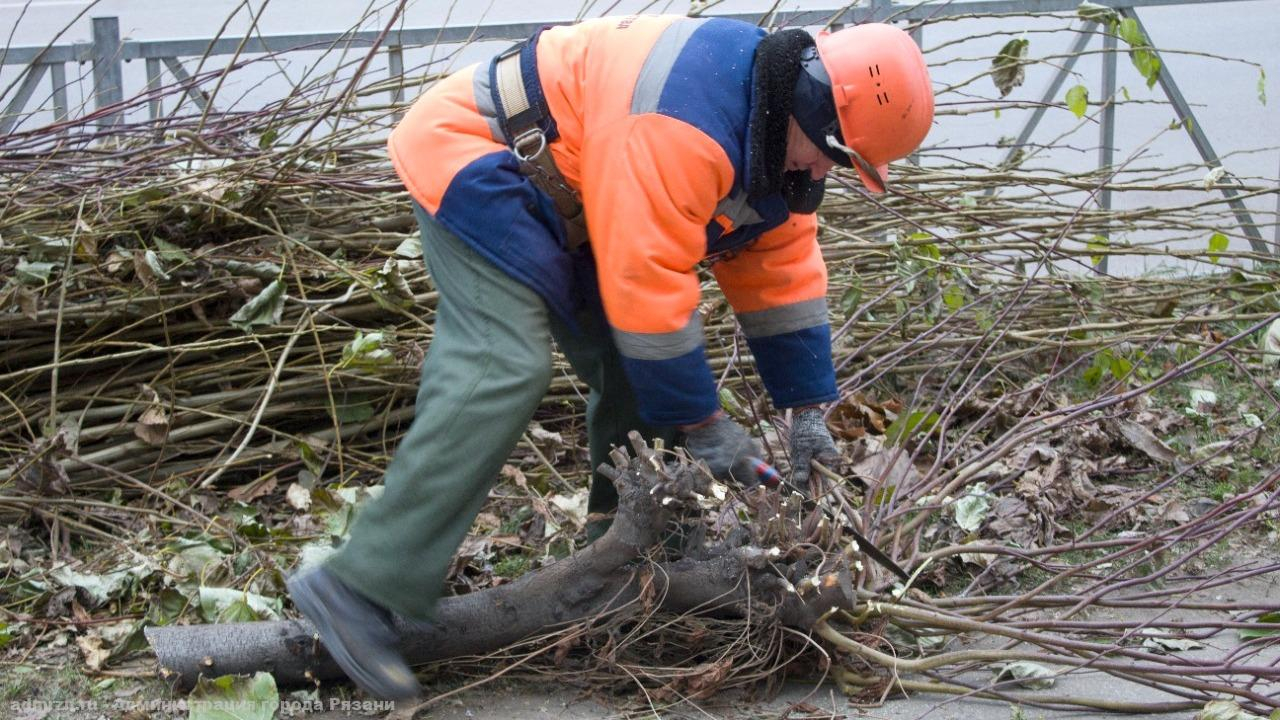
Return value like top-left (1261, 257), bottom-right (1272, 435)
top-left (286, 566), bottom-right (421, 701)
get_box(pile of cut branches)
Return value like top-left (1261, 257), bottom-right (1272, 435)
top-left (1, 4), bottom-right (1278, 717)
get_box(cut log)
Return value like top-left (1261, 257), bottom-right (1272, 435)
top-left (146, 433), bottom-right (853, 687)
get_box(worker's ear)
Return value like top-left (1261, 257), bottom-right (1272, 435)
top-left (782, 170), bottom-right (825, 214)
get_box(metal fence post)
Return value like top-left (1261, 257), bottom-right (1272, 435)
top-left (91, 17), bottom-right (124, 129)
top-left (908, 23), bottom-right (924, 167)
top-left (0, 64), bottom-right (49, 134)
top-left (50, 62), bottom-right (69, 123)
top-left (145, 58), bottom-right (163, 121)
top-left (1097, 26), bottom-right (1118, 274)
top-left (388, 45), bottom-right (405, 121)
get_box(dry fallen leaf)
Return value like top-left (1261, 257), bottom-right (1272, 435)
top-left (684, 658), bottom-right (733, 700)
top-left (474, 512), bottom-right (502, 533)
top-left (831, 392), bottom-right (902, 439)
top-left (76, 633), bottom-right (110, 672)
top-left (131, 249), bottom-right (168, 290)
top-left (285, 482), bottom-right (312, 511)
top-left (988, 496), bottom-right (1051, 548)
top-left (1111, 418), bottom-right (1179, 465)
top-left (103, 250), bottom-right (130, 275)
top-left (228, 476), bottom-right (278, 503)
top-left (849, 450), bottom-right (923, 490)
top-left (549, 491), bottom-right (589, 527)
top-left (133, 404), bottom-right (170, 446)
top-left (16, 286), bottom-right (39, 320)
top-left (1153, 499), bottom-right (1191, 525)
top-left (501, 464), bottom-right (528, 488)
top-left (527, 423), bottom-right (566, 463)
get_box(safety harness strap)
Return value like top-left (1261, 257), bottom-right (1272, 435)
top-left (491, 34), bottom-right (589, 252)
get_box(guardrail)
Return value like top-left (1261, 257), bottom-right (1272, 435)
top-left (0, 0), bottom-right (1272, 254)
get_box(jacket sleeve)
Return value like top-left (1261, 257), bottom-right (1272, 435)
top-left (711, 212), bottom-right (838, 408)
top-left (579, 114), bottom-right (735, 426)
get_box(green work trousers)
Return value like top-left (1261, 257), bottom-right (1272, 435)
top-left (326, 205), bottom-right (676, 620)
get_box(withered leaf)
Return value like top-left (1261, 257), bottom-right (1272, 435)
top-left (227, 475), bottom-right (278, 503)
top-left (16, 286), bottom-right (40, 320)
top-left (831, 392), bottom-right (900, 439)
top-left (134, 404), bottom-right (171, 446)
top-left (131, 249), bottom-right (169, 290)
top-left (989, 496), bottom-right (1052, 549)
top-left (684, 658), bottom-right (732, 700)
top-left (285, 482), bottom-right (312, 511)
top-left (991, 38), bottom-right (1030, 98)
top-left (76, 633), bottom-right (111, 672)
top-left (15, 433), bottom-right (74, 497)
top-left (849, 450), bottom-right (922, 489)
top-left (1111, 418), bottom-right (1179, 465)
top-left (104, 250), bottom-right (130, 274)
top-left (474, 512), bottom-right (502, 532)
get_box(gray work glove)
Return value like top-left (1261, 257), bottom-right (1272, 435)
top-left (789, 407), bottom-right (840, 486)
top-left (682, 412), bottom-right (762, 486)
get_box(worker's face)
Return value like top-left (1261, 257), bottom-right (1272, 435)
top-left (785, 117), bottom-right (836, 181)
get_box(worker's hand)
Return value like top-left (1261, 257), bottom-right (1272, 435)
top-left (681, 411), bottom-right (762, 486)
top-left (789, 407), bottom-right (840, 487)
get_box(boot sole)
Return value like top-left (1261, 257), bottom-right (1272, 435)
top-left (287, 571), bottom-right (422, 702)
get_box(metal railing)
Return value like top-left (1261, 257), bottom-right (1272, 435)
top-left (0, 0), bottom-right (1272, 254)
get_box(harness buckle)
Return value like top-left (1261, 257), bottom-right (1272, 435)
top-left (511, 127), bottom-right (547, 163)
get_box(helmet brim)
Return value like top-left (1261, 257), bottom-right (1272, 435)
top-left (854, 160), bottom-right (888, 194)
top-left (826, 133), bottom-right (889, 194)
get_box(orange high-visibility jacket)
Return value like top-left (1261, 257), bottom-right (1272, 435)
top-left (389, 15), bottom-right (836, 426)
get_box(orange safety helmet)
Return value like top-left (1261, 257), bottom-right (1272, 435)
top-left (796, 23), bottom-right (934, 193)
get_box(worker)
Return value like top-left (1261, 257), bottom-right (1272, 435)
top-left (287, 14), bottom-right (933, 701)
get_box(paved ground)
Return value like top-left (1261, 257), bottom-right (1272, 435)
top-left (300, 573), bottom-right (1279, 720)
top-left (13, 575), bottom-right (1271, 720)
top-left (334, 659), bottom-right (1270, 720)
top-left (293, 639), bottom-right (1271, 720)
top-left (370, 671), bottom-right (1194, 720)
top-left (294, 671), bottom-right (1194, 720)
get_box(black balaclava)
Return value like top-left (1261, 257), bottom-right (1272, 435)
top-left (792, 45), bottom-right (852, 169)
top-left (748, 28), bottom-right (835, 215)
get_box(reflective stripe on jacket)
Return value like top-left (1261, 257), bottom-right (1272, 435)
top-left (388, 15), bottom-right (837, 425)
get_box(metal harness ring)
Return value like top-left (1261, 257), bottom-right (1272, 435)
top-left (512, 127), bottom-right (547, 163)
